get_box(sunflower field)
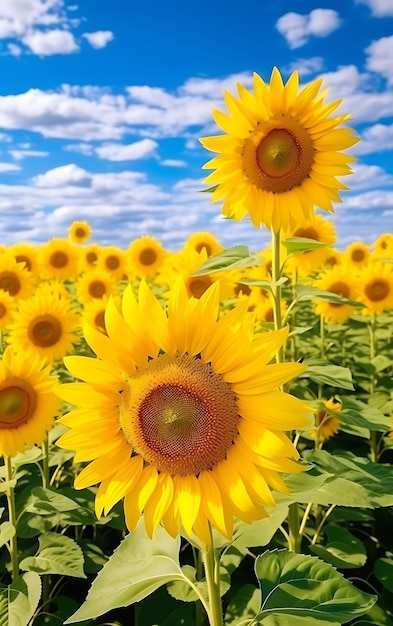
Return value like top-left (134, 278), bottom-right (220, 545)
top-left (1, 68), bottom-right (393, 626)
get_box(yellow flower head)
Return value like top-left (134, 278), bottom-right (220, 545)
top-left (357, 261), bottom-right (393, 315)
top-left (76, 268), bottom-right (117, 305)
top-left (7, 291), bottom-right (80, 364)
top-left (0, 290), bottom-right (17, 329)
top-left (313, 263), bottom-right (359, 324)
top-left (0, 252), bottom-right (36, 301)
top-left (126, 236), bottom-right (168, 279)
top-left (38, 238), bottom-right (79, 280)
top-left (56, 279), bottom-right (310, 544)
top-left (286, 215), bottom-right (337, 275)
top-left (9, 243), bottom-right (39, 274)
top-left (97, 246), bottom-right (126, 279)
top-left (344, 241), bottom-right (371, 268)
top-left (185, 231), bottom-right (223, 257)
top-left (0, 348), bottom-right (60, 458)
top-left (68, 220), bottom-right (92, 244)
top-left (311, 397), bottom-right (342, 445)
top-left (200, 67), bottom-right (359, 232)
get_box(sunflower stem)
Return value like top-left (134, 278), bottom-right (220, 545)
top-left (42, 435), bottom-right (50, 489)
top-left (5, 456), bottom-right (19, 581)
top-left (203, 525), bottom-right (224, 626)
top-left (271, 229), bottom-right (284, 357)
top-left (368, 313), bottom-right (379, 462)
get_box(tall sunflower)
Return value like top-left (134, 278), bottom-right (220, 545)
top-left (185, 231), bottom-right (223, 257)
top-left (9, 243), bottom-right (39, 274)
top-left (200, 67), bottom-right (358, 232)
top-left (344, 241), bottom-right (371, 268)
top-left (76, 268), bottom-right (117, 305)
top-left (68, 220), bottom-right (92, 244)
top-left (126, 236), bottom-right (168, 279)
top-left (97, 246), bottom-right (126, 279)
top-left (7, 292), bottom-right (80, 363)
top-left (286, 215), bottom-right (337, 275)
top-left (0, 348), bottom-right (60, 458)
top-left (56, 279), bottom-right (310, 544)
top-left (0, 253), bottom-right (36, 301)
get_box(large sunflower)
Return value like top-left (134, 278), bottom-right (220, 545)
top-left (200, 67), bottom-right (358, 232)
top-left (356, 261), bottom-right (393, 315)
top-left (7, 292), bottom-right (80, 363)
top-left (0, 348), bottom-right (60, 458)
top-left (56, 279), bottom-right (310, 544)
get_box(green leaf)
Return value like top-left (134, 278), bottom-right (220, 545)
top-left (225, 584), bottom-right (261, 625)
top-left (238, 277), bottom-right (289, 291)
top-left (310, 525), bottom-right (367, 569)
top-left (0, 572), bottom-right (42, 626)
top-left (0, 521), bottom-right (15, 549)
top-left (374, 558), bottom-right (393, 593)
top-left (338, 397), bottom-right (391, 435)
top-left (302, 450), bottom-right (393, 508)
top-left (25, 487), bottom-right (80, 515)
top-left (282, 237), bottom-right (328, 254)
top-left (232, 504), bottom-right (290, 552)
top-left (167, 563), bottom-right (230, 603)
top-left (258, 616), bottom-right (341, 626)
top-left (299, 364), bottom-right (355, 390)
top-left (20, 532), bottom-right (85, 578)
top-left (66, 520), bottom-right (183, 623)
top-left (294, 284), bottom-right (360, 306)
top-left (191, 245), bottom-right (259, 275)
top-left (255, 549), bottom-right (376, 623)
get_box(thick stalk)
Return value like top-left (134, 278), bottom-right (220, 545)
top-left (5, 456), bottom-right (19, 581)
top-left (203, 525), bottom-right (224, 626)
top-left (368, 314), bottom-right (379, 462)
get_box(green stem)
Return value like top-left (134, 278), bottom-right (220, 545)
top-left (203, 525), bottom-right (224, 626)
top-left (42, 436), bottom-right (50, 489)
top-left (5, 456), bottom-right (19, 581)
top-left (287, 502), bottom-right (301, 552)
top-left (271, 229), bottom-right (284, 356)
top-left (368, 314), bottom-right (378, 462)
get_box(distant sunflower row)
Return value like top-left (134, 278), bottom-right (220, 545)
top-left (0, 218), bottom-right (393, 368)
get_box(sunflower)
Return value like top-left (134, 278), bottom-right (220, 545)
top-left (0, 290), bottom-right (17, 329)
top-left (7, 292), bottom-right (81, 363)
top-left (311, 397), bottom-right (341, 446)
top-left (56, 279), bottom-right (310, 544)
top-left (185, 231), bottom-right (223, 257)
top-left (9, 243), bottom-right (39, 274)
top-left (312, 264), bottom-right (358, 324)
top-left (285, 215), bottom-right (337, 275)
top-left (200, 67), bottom-right (358, 232)
top-left (68, 220), bottom-right (92, 244)
top-left (97, 246), bottom-right (126, 280)
top-left (0, 253), bottom-right (36, 301)
top-left (78, 243), bottom-right (100, 273)
top-left (75, 268), bottom-right (117, 305)
top-left (126, 236), bottom-right (168, 279)
top-left (38, 238), bottom-right (79, 281)
top-left (373, 232), bottom-right (393, 258)
top-left (356, 261), bottom-right (393, 315)
top-left (82, 297), bottom-right (110, 335)
top-left (0, 348), bottom-right (60, 458)
top-left (344, 241), bottom-right (371, 268)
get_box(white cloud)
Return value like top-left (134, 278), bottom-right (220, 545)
top-left (6, 42), bottom-right (22, 56)
top-left (0, 0), bottom-right (66, 39)
top-left (9, 148), bottom-right (49, 160)
top-left (0, 162), bottom-right (20, 172)
top-left (366, 35), bottom-right (393, 84)
top-left (33, 164), bottom-right (92, 187)
top-left (349, 163), bottom-right (393, 188)
top-left (356, 0), bottom-right (393, 16)
top-left (82, 30), bottom-right (113, 49)
top-left (95, 139), bottom-right (158, 161)
top-left (287, 56), bottom-right (324, 76)
top-left (22, 28), bottom-right (78, 55)
top-left (161, 159), bottom-right (187, 167)
top-left (276, 9), bottom-right (340, 49)
top-left (355, 123), bottom-right (393, 155)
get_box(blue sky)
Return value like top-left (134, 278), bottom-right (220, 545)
top-left (0, 0), bottom-right (393, 253)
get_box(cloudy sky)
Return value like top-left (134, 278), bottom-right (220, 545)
top-left (0, 0), bottom-right (392, 252)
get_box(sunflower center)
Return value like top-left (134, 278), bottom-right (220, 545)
top-left (106, 255), bottom-right (120, 270)
top-left (75, 227), bottom-right (87, 238)
top-left (0, 379), bottom-right (37, 429)
top-left (186, 276), bottom-right (212, 299)
top-left (15, 255), bottom-right (32, 271)
top-left (94, 311), bottom-right (106, 333)
top-left (139, 248), bottom-right (157, 266)
top-left (50, 251), bottom-right (68, 268)
top-left (243, 117), bottom-right (314, 193)
top-left (28, 315), bottom-right (62, 347)
top-left (352, 249), bottom-right (365, 262)
top-left (195, 242), bottom-right (212, 255)
top-left (0, 271), bottom-right (21, 296)
top-left (120, 352), bottom-right (240, 476)
top-left (328, 281), bottom-right (350, 308)
top-left (86, 251), bottom-right (98, 264)
top-left (89, 280), bottom-right (106, 298)
top-left (365, 279), bottom-right (390, 302)
top-left (293, 226), bottom-right (319, 240)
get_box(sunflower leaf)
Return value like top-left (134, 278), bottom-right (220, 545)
top-left (294, 284), bottom-right (360, 306)
top-left (310, 525), bottom-right (367, 569)
top-left (65, 521), bottom-right (183, 623)
top-left (20, 532), bottom-right (85, 578)
top-left (191, 245), bottom-right (260, 275)
top-left (0, 572), bottom-right (42, 626)
top-left (254, 549), bottom-right (376, 623)
top-left (299, 364), bottom-right (355, 390)
top-left (282, 237), bottom-right (328, 254)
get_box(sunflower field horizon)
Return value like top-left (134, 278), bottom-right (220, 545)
top-left (1, 67), bottom-right (393, 626)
